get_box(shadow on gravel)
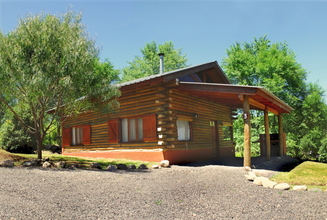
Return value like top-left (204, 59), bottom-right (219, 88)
top-left (180, 156), bottom-right (303, 172)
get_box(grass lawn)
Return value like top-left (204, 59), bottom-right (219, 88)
top-left (271, 161), bottom-right (327, 190)
top-left (0, 149), bottom-right (157, 169)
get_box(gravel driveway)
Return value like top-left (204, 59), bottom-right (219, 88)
top-left (0, 162), bottom-right (326, 220)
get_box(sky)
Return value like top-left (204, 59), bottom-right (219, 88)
top-left (1, 0), bottom-right (327, 95)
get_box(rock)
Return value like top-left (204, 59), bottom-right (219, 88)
top-left (44, 157), bottom-right (50, 162)
top-left (274, 183), bottom-right (291, 190)
top-left (0, 160), bottom-right (14, 167)
top-left (138, 164), bottom-right (148, 169)
top-left (159, 160), bottom-right (170, 168)
top-left (54, 161), bottom-right (65, 168)
top-left (23, 160), bottom-right (37, 167)
top-left (71, 163), bottom-right (80, 169)
top-left (152, 165), bottom-right (160, 169)
top-left (106, 165), bottom-right (117, 171)
top-left (127, 164), bottom-right (136, 169)
top-left (117, 164), bottom-right (128, 170)
top-left (293, 185), bottom-right (308, 191)
top-left (42, 161), bottom-right (51, 168)
top-left (90, 162), bottom-right (102, 169)
top-left (244, 166), bottom-right (252, 172)
top-left (264, 181), bottom-right (277, 189)
top-left (245, 172), bottom-right (257, 181)
top-left (308, 188), bottom-right (323, 192)
top-left (253, 177), bottom-right (269, 186)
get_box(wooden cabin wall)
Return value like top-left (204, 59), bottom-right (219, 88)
top-left (158, 87), bottom-right (234, 153)
top-left (62, 79), bottom-right (234, 157)
top-left (62, 82), bottom-right (170, 152)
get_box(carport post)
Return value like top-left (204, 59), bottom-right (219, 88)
top-left (243, 95), bottom-right (251, 167)
top-left (264, 106), bottom-right (271, 161)
top-left (278, 114), bottom-right (284, 156)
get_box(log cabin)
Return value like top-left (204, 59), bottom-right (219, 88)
top-left (61, 58), bottom-right (293, 166)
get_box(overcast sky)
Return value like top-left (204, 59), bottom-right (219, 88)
top-left (1, 0), bottom-right (326, 96)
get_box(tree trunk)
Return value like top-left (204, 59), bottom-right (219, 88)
top-left (35, 133), bottom-right (43, 160)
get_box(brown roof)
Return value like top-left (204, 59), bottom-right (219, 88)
top-left (178, 82), bottom-right (293, 114)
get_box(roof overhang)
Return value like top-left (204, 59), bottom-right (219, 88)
top-left (178, 82), bottom-right (293, 114)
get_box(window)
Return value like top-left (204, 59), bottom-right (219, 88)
top-left (121, 117), bottom-right (143, 142)
top-left (62, 125), bottom-right (91, 146)
top-left (176, 115), bottom-right (193, 141)
top-left (108, 114), bottom-right (157, 143)
top-left (222, 122), bottom-right (233, 141)
top-left (72, 126), bottom-right (83, 145)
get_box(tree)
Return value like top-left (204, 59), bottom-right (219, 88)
top-left (222, 36), bottom-right (327, 159)
top-left (121, 41), bottom-right (188, 82)
top-left (0, 11), bottom-right (120, 159)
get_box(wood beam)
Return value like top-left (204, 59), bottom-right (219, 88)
top-left (278, 114), bottom-right (284, 156)
top-left (264, 106), bottom-right (271, 161)
top-left (243, 95), bottom-right (251, 167)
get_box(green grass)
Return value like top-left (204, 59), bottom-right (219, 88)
top-left (8, 151), bottom-right (157, 169)
top-left (271, 161), bottom-right (327, 190)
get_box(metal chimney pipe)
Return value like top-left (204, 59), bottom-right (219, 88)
top-left (158, 53), bottom-right (165, 74)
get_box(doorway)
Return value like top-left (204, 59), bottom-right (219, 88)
top-left (210, 121), bottom-right (219, 157)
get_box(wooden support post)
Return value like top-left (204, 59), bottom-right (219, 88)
top-left (243, 95), bottom-right (251, 167)
top-left (278, 113), bottom-right (284, 156)
top-left (264, 106), bottom-right (271, 161)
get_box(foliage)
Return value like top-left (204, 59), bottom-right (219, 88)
top-left (0, 10), bottom-right (120, 159)
top-left (0, 106), bottom-right (36, 154)
top-left (222, 36), bottom-right (327, 159)
top-left (121, 41), bottom-right (188, 82)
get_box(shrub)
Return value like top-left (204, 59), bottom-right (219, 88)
top-left (0, 108), bottom-right (36, 154)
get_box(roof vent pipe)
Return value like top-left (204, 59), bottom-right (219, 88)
top-left (158, 53), bottom-right (165, 74)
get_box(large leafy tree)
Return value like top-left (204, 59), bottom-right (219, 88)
top-left (222, 36), bottom-right (327, 159)
top-left (0, 11), bottom-right (119, 159)
top-left (121, 41), bottom-right (188, 82)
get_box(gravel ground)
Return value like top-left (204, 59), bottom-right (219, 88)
top-left (0, 158), bottom-right (326, 220)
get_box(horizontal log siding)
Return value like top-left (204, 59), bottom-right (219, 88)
top-left (62, 80), bottom-right (234, 154)
top-left (62, 83), bottom-right (167, 152)
top-left (167, 88), bottom-right (233, 151)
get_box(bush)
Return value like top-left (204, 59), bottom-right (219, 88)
top-left (0, 109), bottom-right (36, 154)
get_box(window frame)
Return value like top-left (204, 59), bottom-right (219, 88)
top-left (108, 114), bottom-right (157, 144)
top-left (176, 115), bottom-right (193, 141)
top-left (62, 124), bottom-right (91, 146)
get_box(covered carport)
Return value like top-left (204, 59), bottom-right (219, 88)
top-left (178, 81), bottom-right (293, 167)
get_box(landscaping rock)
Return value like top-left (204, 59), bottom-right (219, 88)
top-left (0, 160), bottom-right (14, 167)
top-left (264, 181), bottom-right (277, 189)
top-left (159, 160), bottom-right (170, 168)
top-left (245, 172), bottom-right (257, 181)
top-left (293, 185), bottom-right (308, 191)
top-left (23, 160), bottom-right (37, 167)
top-left (127, 164), bottom-right (136, 169)
top-left (274, 183), bottom-right (291, 190)
top-left (253, 177), bottom-right (269, 186)
top-left (117, 164), bottom-right (128, 170)
top-left (42, 161), bottom-right (51, 168)
top-left (106, 165), bottom-right (117, 171)
top-left (90, 162), bottom-right (102, 169)
top-left (308, 188), bottom-right (323, 192)
top-left (244, 166), bottom-right (252, 172)
top-left (152, 165), bottom-right (160, 169)
top-left (54, 161), bottom-right (66, 168)
top-left (137, 164), bottom-right (148, 169)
